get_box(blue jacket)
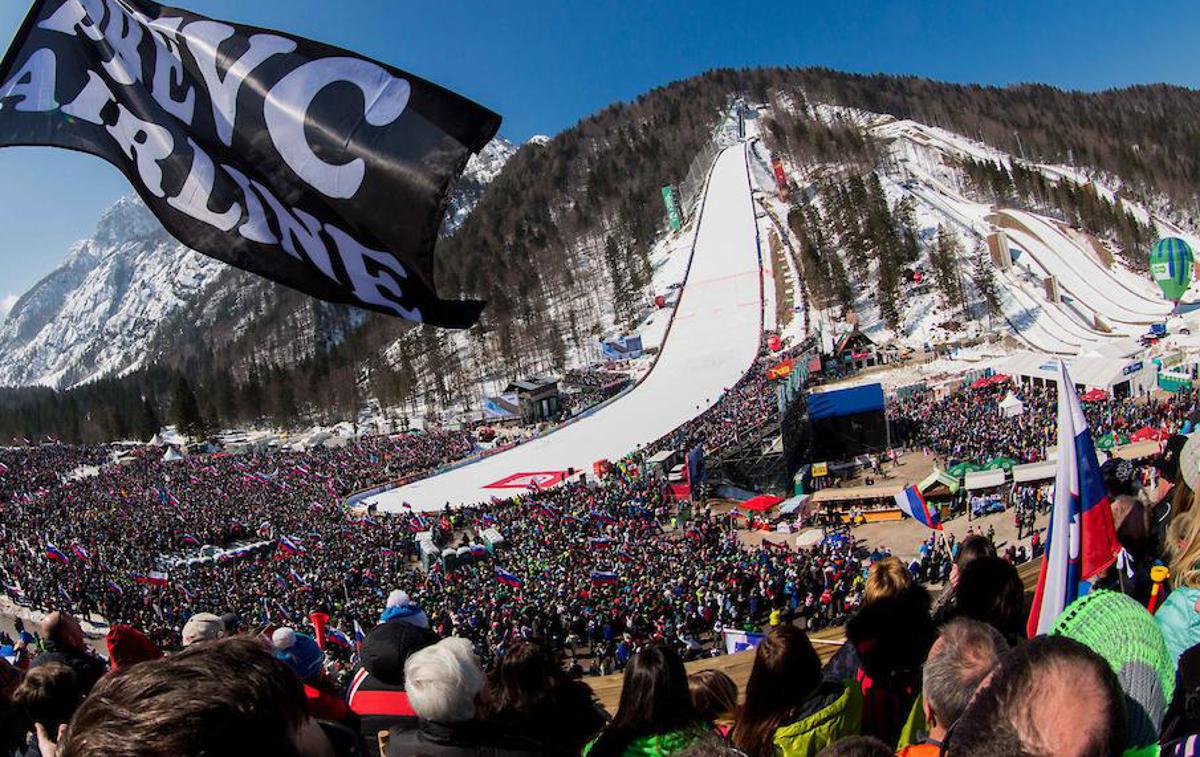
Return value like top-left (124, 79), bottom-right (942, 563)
top-left (1157, 586), bottom-right (1200, 665)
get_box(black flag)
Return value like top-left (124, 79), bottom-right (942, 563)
top-left (0, 0), bottom-right (500, 327)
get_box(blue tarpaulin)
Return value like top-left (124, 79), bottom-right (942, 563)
top-left (807, 383), bottom-right (885, 420)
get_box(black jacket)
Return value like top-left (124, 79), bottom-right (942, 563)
top-left (385, 719), bottom-right (541, 757)
top-left (30, 643), bottom-right (106, 695)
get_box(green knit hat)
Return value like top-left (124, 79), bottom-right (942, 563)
top-left (1052, 589), bottom-right (1175, 749)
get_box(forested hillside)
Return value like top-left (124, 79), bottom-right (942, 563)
top-left (3, 67), bottom-right (1198, 442)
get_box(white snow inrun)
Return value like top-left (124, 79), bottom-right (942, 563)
top-left (366, 145), bottom-right (762, 511)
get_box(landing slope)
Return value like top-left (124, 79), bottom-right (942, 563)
top-left (366, 144), bottom-right (763, 511)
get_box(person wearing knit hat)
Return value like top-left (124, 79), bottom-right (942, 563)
top-left (271, 628), bottom-right (325, 681)
top-left (105, 625), bottom-right (161, 671)
top-left (180, 612), bottom-right (225, 647)
top-left (1052, 589), bottom-right (1175, 749)
top-left (271, 627), bottom-right (349, 723)
top-left (380, 590), bottom-right (429, 629)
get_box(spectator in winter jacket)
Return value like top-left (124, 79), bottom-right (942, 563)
top-left (56, 636), bottom-right (335, 757)
top-left (897, 620), bottom-right (1007, 757)
top-left (11, 662), bottom-right (80, 757)
top-left (29, 613), bottom-right (105, 696)
top-left (941, 557), bottom-right (1026, 646)
top-left (733, 625), bottom-right (861, 757)
top-left (347, 620), bottom-right (437, 755)
top-left (386, 637), bottom-right (537, 757)
top-left (477, 638), bottom-right (607, 755)
top-left (930, 535), bottom-right (995, 626)
top-left (271, 628), bottom-right (352, 724)
top-left (949, 636), bottom-right (1125, 757)
top-left (585, 646), bottom-right (708, 757)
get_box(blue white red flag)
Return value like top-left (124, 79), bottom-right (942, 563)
top-left (45, 543), bottom-right (68, 563)
top-left (105, 580), bottom-right (124, 596)
top-left (353, 620), bottom-right (367, 648)
top-left (71, 544), bottom-right (91, 562)
top-left (327, 628), bottom-right (352, 648)
top-left (1027, 362), bottom-right (1120, 637)
top-left (892, 486), bottom-right (942, 531)
top-left (591, 570), bottom-right (620, 585)
top-left (495, 568), bottom-right (523, 588)
top-left (278, 536), bottom-right (304, 556)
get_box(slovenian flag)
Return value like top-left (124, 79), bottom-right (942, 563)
top-left (893, 486), bottom-right (941, 531)
top-left (45, 543), bottom-right (68, 563)
top-left (495, 568), bottom-right (523, 588)
top-left (105, 580), bottom-right (124, 596)
top-left (278, 536), bottom-right (304, 556)
top-left (288, 568), bottom-right (310, 588)
top-left (590, 510), bottom-right (618, 526)
top-left (71, 544), bottom-right (91, 562)
top-left (327, 627), bottom-right (352, 649)
top-left (353, 620), bottom-right (367, 649)
top-left (591, 570), bottom-right (620, 585)
top-left (1027, 361), bottom-right (1121, 637)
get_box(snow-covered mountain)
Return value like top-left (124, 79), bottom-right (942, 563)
top-left (0, 137), bottom-right (518, 388)
top-left (442, 137), bottom-right (518, 235)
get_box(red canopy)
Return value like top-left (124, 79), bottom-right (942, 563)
top-left (970, 377), bottom-right (991, 390)
top-left (739, 495), bottom-right (784, 512)
top-left (989, 373), bottom-right (1011, 385)
top-left (1081, 389), bottom-right (1108, 402)
top-left (1130, 427), bottom-right (1156, 442)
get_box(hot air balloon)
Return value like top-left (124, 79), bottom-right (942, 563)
top-left (1150, 237), bottom-right (1194, 309)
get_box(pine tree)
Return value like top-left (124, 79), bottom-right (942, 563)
top-left (972, 245), bottom-right (1002, 323)
top-left (171, 376), bottom-right (205, 441)
top-left (931, 225), bottom-right (966, 312)
top-left (136, 397), bottom-right (159, 441)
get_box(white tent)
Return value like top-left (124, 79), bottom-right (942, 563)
top-left (162, 445), bottom-right (185, 462)
top-left (965, 469), bottom-right (1007, 490)
top-left (999, 392), bottom-right (1025, 418)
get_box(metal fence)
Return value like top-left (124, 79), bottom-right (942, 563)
top-left (677, 100), bottom-right (745, 222)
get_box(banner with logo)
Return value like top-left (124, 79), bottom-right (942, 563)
top-left (0, 0), bottom-right (501, 327)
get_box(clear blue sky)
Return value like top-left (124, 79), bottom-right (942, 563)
top-left (0, 0), bottom-right (1197, 308)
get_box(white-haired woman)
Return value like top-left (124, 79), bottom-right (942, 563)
top-left (385, 637), bottom-right (538, 757)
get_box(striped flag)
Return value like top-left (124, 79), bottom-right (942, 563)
top-left (591, 570), bottom-right (620, 585)
top-left (495, 568), bottom-right (523, 588)
top-left (278, 536), bottom-right (304, 556)
top-left (71, 544), bottom-right (91, 563)
top-left (353, 620), bottom-right (367, 649)
top-left (131, 571), bottom-right (170, 587)
top-left (105, 580), bottom-right (124, 597)
top-left (45, 543), bottom-right (68, 564)
top-left (1027, 362), bottom-right (1120, 637)
top-left (893, 486), bottom-right (942, 531)
top-left (327, 627), bottom-right (352, 649)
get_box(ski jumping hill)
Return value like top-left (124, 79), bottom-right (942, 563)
top-left (870, 117), bottom-right (1194, 356)
top-left (365, 143), bottom-right (762, 511)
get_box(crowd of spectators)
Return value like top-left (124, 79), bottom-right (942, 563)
top-left (2, 516), bottom-right (1193, 757)
top-left (890, 381), bottom-right (1200, 464)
